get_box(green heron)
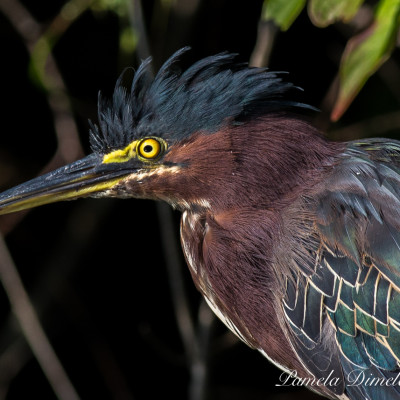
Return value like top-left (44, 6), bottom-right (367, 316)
top-left (0, 47), bottom-right (400, 400)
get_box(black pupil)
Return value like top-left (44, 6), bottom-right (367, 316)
top-left (143, 145), bottom-right (153, 153)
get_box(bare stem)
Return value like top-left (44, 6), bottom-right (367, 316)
top-left (250, 19), bottom-right (278, 68)
top-left (0, 235), bottom-right (80, 400)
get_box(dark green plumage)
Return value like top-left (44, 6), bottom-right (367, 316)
top-left (284, 140), bottom-right (400, 399)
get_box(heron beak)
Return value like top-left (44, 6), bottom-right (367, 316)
top-left (0, 153), bottom-right (134, 215)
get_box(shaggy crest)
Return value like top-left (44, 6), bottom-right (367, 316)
top-left (89, 47), bottom-right (312, 153)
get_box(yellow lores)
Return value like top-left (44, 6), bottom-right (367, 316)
top-left (102, 137), bottom-right (167, 164)
top-left (102, 140), bottom-right (138, 164)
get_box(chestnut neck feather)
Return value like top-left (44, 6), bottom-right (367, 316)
top-left (230, 114), bottom-right (343, 205)
top-left (158, 114), bottom-right (344, 212)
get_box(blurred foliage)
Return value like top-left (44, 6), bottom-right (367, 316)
top-left (308, 0), bottom-right (364, 27)
top-left (263, 0), bottom-right (400, 119)
top-left (333, 0), bottom-right (400, 120)
top-left (262, 0), bottom-right (306, 31)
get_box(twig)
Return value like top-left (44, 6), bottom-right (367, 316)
top-left (0, 234), bottom-right (80, 400)
top-left (189, 301), bottom-right (214, 400)
top-left (130, 0), bottom-right (152, 61)
top-left (156, 203), bottom-right (197, 358)
top-left (250, 19), bottom-right (278, 68)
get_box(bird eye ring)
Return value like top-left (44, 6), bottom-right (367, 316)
top-left (137, 137), bottom-right (165, 160)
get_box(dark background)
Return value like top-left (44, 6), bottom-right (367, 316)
top-left (0, 1), bottom-right (399, 399)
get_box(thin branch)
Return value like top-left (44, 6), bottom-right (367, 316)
top-left (189, 301), bottom-right (215, 400)
top-left (250, 19), bottom-right (278, 68)
top-left (130, 0), bottom-right (152, 61)
top-left (156, 203), bottom-right (197, 358)
top-left (0, 234), bottom-right (80, 400)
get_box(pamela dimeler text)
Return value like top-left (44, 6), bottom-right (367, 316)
top-left (276, 369), bottom-right (400, 388)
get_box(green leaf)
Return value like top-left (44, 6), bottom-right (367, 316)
top-left (332, 0), bottom-right (400, 121)
top-left (262, 0), bottom-right (306, 31)
top-left (308, 0), bottom-right (364, 28)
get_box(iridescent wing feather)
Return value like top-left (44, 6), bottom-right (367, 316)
top-left (283, 140), bottom-right (400, 399)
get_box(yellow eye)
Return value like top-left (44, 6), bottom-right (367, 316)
top-left (137, 138), bottom-right (164, 160)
